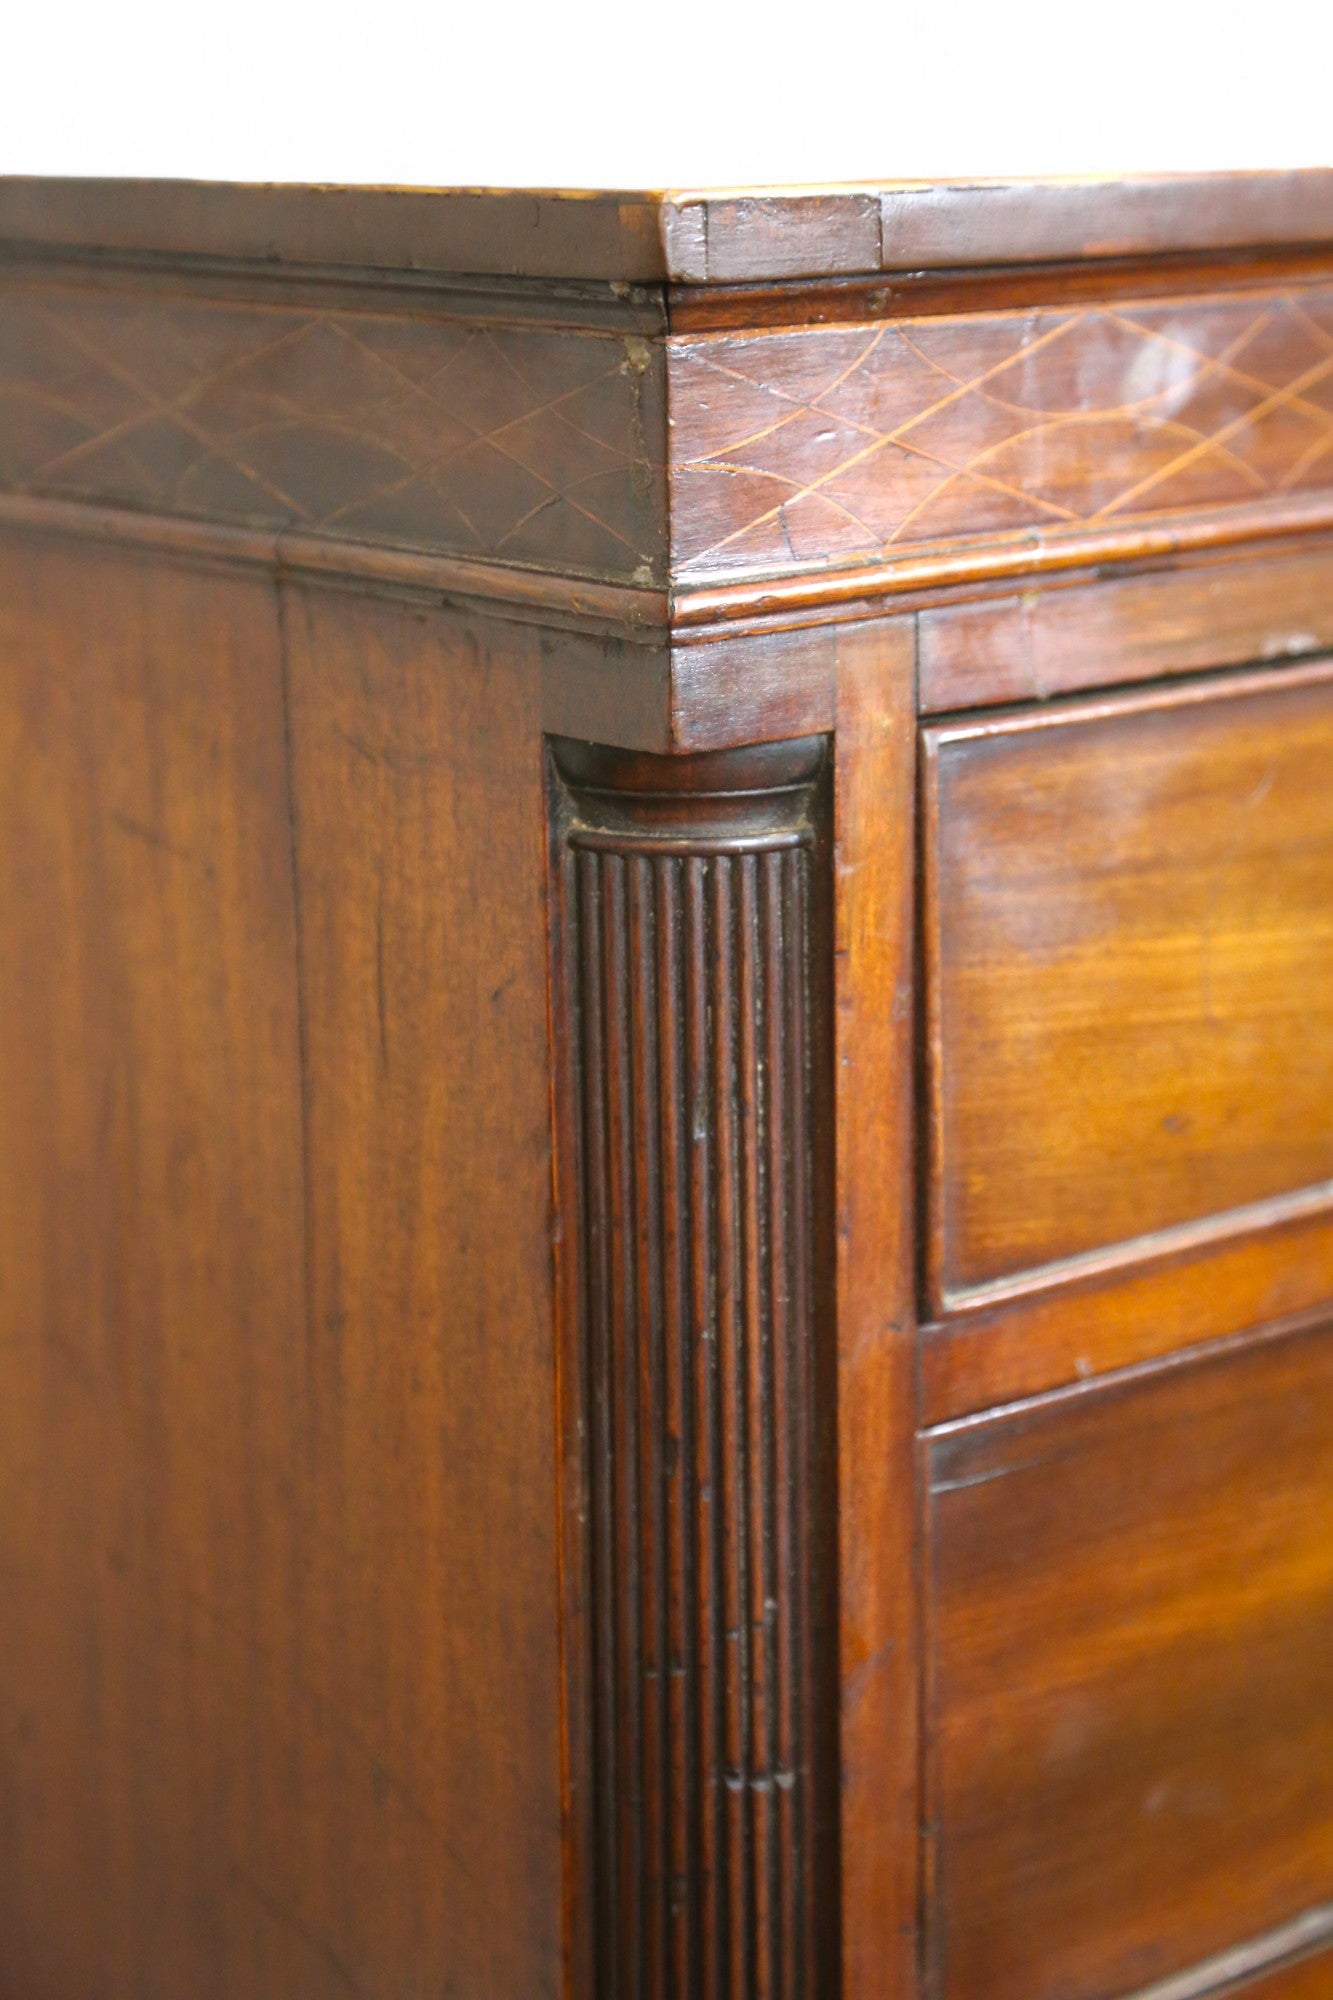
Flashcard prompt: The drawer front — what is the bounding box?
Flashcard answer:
[922,662,1333,1309]
[927,1322,1333,2000]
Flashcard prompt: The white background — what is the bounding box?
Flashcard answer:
[5,0,1331,187]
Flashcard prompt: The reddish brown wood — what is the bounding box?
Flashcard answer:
[831,619,920,2000]
[918,539,1333,712]
[5,175,1333,2000]
[668,246,1333,334]
[0,538,566,1999]
[668,282,1333,580]
[927,1320,1333,2000]
[921,1209,1333,1424]
[277,586,564,1998]
[0,535,307,2000]
[1123,1908,1333,2000]
[670,489,1333,630]
[922,661,1333,1309]
[1219,1944,1333,2000]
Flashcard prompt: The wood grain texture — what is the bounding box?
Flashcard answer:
[0,269,667,584]
[923,661,1333,1307]
[0,178,673,280]
[0,536,308,2000]
[667,248,1333,336]
[6,173,1333,284]
[669,284,1333,581]
[921,1210,1333,1424]
[831,619,920,2000]
[0,542,565,1999]
[279,587,562,2000]
[927,1321,1333,2000]
[549,739,835,2000]
[917,540,1333,712]
[8,176,1333,2000]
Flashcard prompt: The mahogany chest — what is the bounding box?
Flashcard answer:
[1,172,1331,2000]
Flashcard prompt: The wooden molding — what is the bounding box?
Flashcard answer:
[6,173,1333,285]
[1121,1904,1333,2000]
[668,492,1333,627]
[547,734,836,1997]
[920,1208,1333,1426]
[7,248,1333,635]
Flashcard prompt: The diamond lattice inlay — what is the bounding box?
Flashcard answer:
[0,284,667,583]
[669,288,1333,576]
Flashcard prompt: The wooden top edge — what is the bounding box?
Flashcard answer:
[2,172,1332,284]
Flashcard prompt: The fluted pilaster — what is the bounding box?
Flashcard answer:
[549,737,832,2000]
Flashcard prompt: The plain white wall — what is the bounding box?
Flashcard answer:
[6,0,1331,186]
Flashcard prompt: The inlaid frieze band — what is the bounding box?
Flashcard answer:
[669,283,1333,578]
[0,272,667,584]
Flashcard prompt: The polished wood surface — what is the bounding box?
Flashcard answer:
[4,172,1333,283]
[917,539,1333,711]
[1223,1945,1333,2000]
[831,621,920,2000]
[921,1214,1333,1424]
[2,178,1331,2000]
[668,282,1333,580]
[927,1321,1333,2000]
[0,539,563,1997]
[923,662,1333,1306]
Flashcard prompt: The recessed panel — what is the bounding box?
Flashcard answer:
[923,662,1333,1306]
[927,1323,1333,2000]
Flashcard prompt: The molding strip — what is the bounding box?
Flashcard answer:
[12,488,1333,644]
[1123,1904,1333,2000]
[0,492,668,631]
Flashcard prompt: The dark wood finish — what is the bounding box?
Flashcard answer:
[668,246,1333,335]
[4,177,1333,2000]
[927,1320,1333,2000]
[922,661,1333,1308]
[668,282,1333,579]
[548,737,835,1999]
[5,172,1333,284]
[0,178,676,282]
[0,264,667,584]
